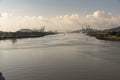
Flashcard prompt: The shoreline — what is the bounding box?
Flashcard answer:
[96,36,120,41]
[0,32,57,40]
[86,33,120,41]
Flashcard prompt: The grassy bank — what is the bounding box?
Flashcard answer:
[87,31,120,41]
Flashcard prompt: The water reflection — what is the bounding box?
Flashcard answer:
[10,39,17,44]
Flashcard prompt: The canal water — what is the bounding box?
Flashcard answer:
[0,33,120,80]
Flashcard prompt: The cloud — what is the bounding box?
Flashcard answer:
[85,11,120,29]
[49,11,120,30]
[0,13,9,19]
[0,10,120,31]
[86,10,112,18]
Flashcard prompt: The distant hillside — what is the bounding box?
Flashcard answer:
[18,29,33,32]
[71,30,82,33]
[104,26,120,32]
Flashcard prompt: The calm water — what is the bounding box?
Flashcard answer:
[0,33,120,80]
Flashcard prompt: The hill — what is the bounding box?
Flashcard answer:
[104,26,120,32]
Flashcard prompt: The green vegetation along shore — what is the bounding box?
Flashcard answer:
[84,26,120,41]
[0,31,57,40]
[87,31,120,41]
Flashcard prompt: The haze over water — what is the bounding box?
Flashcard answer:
[0,33,120,80]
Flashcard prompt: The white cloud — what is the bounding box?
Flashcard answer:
[0,13,10,19]
[0,10,120,32]
[86,10,112,18]
[85,11,120,29]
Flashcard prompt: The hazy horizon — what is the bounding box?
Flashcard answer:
[0,1,120,80]
[0,0,120,31]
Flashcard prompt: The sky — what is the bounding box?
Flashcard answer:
[0,0,120,31]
